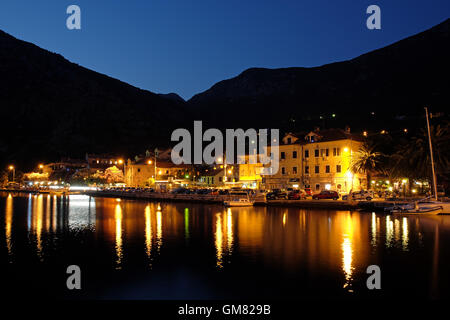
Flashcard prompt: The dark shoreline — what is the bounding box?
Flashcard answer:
[0,189,410,211]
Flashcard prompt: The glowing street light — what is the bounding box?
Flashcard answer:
[8,165,15,182]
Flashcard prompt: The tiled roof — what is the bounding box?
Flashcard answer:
[287,128,364,144]
[309,128,364,143]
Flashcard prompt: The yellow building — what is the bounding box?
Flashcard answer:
[198,165,239,187]
[237,154,264,189]
[263,128,365,193]
[124,157,192,188]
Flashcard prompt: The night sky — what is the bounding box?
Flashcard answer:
[0,0,449,99]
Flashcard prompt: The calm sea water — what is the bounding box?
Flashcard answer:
[1,192,449,300]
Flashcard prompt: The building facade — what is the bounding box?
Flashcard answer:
[237,154,264,189]
[124,157,192,188]
[263,128,365,193]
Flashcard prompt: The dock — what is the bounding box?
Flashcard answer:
[1,188,411,211]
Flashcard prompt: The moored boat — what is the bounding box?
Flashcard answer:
[390,201,443,215]
[224,198,254,207]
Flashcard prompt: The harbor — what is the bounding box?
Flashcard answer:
[0,187,424,212]
[2,191,450,300]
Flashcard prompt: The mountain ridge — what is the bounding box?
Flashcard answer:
[188,18,450,129]
[0,29,189,169]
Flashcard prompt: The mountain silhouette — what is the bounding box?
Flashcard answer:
[0,30,188,168]
[188,19,450,130]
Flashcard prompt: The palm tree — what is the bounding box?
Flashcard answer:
[392,123,449,182]
[351,143,382,189]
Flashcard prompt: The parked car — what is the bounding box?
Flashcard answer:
[288,189,307,200]
[342,190,374,201]
[266,190,288,200]
[312,190,340,200]
[171,187,187,194]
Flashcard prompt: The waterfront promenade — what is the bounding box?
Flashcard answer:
[0,188,409,211]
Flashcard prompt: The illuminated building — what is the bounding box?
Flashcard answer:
[124,148,193,188]
[262,128,365,192]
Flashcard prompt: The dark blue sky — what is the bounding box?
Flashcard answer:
[0,1,449,99]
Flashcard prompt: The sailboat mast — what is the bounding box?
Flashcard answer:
[425,107,438,201]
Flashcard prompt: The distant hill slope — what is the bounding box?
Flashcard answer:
[0,30,189,168]
[158,93,185,103]
[188,19,450,130]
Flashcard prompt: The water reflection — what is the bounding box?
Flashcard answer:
[156,206,162,252]
[215,213,223,268]
[2,192,450,298]
[214,209,234,268]
[34,195,44,260]
[115,203,123,269]
[341,213,354,291]
[67,195,95,231]
[226,208,233,255]
[386,215,394,248]
[402,217,409,251]
[371,212,377,246]
[184,208,189,240]
[145,205,152,263]
[5,194,13,261]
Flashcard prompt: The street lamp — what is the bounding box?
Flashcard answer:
[8,166,15,182]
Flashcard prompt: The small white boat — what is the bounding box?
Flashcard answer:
[419,200,450,214]
[223,198,254,207]
[391,201,443,215]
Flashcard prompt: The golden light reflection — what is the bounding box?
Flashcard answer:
[5,194,13,260]
[282,212,287,227]
[215,209,235,268]
[156,207,162,252]
[341,214,354,290]
[402,217,409,251]
[115,204,123,269]
[386,215,394,248]
[226,208,233,256]
[46,195,51,232]
[371,212,377,246]
[35,195,44,260]
[52,195,57,232]
[394,218,401,242]
[145,205,152,261]
[215,213,223,268]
